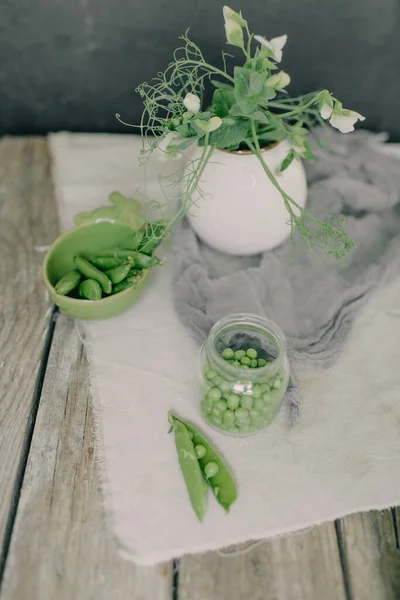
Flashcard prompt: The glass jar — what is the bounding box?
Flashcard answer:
[195,313,290,436]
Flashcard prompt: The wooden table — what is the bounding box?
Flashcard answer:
[0,137,400,600]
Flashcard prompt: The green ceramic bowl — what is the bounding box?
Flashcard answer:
[43,220,151,320]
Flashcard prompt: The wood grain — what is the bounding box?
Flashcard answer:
[0,138,58,556]
[338,510,400,600]
[178,523,347,600]
[0,313,172,600]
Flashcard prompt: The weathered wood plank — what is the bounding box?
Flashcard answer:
[0,313,173,600]
[0,138,58,559]
[178,523,347,600]
[338,510,400,600]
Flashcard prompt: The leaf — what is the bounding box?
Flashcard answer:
[258,85,277,103]
[250,72,266,95]
[247,110,269,123]
[280,150,295,172]
[234,66,251,102]
[212,88,236,118]
[176,123,192,137]
[257,129,286,144]
[207,119,250,149]
[211,80,234,91]
[303,139,314,161]
[171,137,197,151]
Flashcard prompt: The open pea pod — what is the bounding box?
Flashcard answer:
[170,413,238,513]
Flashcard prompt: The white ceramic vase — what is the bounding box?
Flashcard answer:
[186,140,308,256]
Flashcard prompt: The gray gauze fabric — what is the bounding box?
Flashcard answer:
[172,128,400,425]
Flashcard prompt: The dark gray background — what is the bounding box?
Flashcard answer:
[1,0,399,138]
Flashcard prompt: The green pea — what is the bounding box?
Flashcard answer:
[235,407,249,421]
[254,398,265,412]
[246,348,257,359]
[208,388,222,402]
[213,376,223,388]
[250,409,262,419]
[240,356,251,366]
[263,392,273,405]
[90,256,124,270]
[215,400,227,413]
[168,416,208,521]
[257,358,267,368]
[194,444,206,459]
[204,462,219,478]
[223,410,235,427]
[74,256,112,294]
[252,385,262,399]
[112,279,134,294]
[234,350,246,360]
[240,395,254,410]
[211,414,222,426]
[221,347,234,360]
[250,359,258,368]
[206,369,218,381]
[79,279,102,300]
[54,270,81,296]
[104,262,132,284]
[241,364,250,369]
[232,361,241,367]
[227,394,240,410]
[219,380,232,394]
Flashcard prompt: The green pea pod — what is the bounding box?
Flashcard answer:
[79,279,102,300]
[90,256,124,270]
[168,414,208,522]
[123,251,165,270]
[104,262,132,284]
[94,230,145,257]
[112,279,134,294]
[74,256,112,294]
[54,270,81,296]
[137,221,168,256]
[170,413,237,512]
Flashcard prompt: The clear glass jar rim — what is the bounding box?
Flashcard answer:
[205,313,287,379]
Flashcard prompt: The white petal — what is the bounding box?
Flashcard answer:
[270,34,287,62]
[348,110,365,122]
[329,114,355,133]
[223,5,236,21]
[266,71,290,89]
[224,20,244,46]
[254,34,273,50]
[320,103,333,119]
[183,92,201,114]
[206,116,222,132]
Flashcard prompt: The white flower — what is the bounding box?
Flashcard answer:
[329,109,365,133]
[254,34,287,62]
[223,6,244,47]
[320,102,333,119]
[157,132,183,162]
[266,71,290,89]
[183,93,201,114]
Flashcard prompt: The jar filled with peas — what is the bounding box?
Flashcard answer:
[196,313,290,436]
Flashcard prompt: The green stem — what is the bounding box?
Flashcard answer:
[247,120,302,213]
[268,92,324,119]
[183,60,235,84]
[168,134,215,229]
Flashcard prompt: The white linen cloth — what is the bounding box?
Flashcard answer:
[49,133,400,565]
